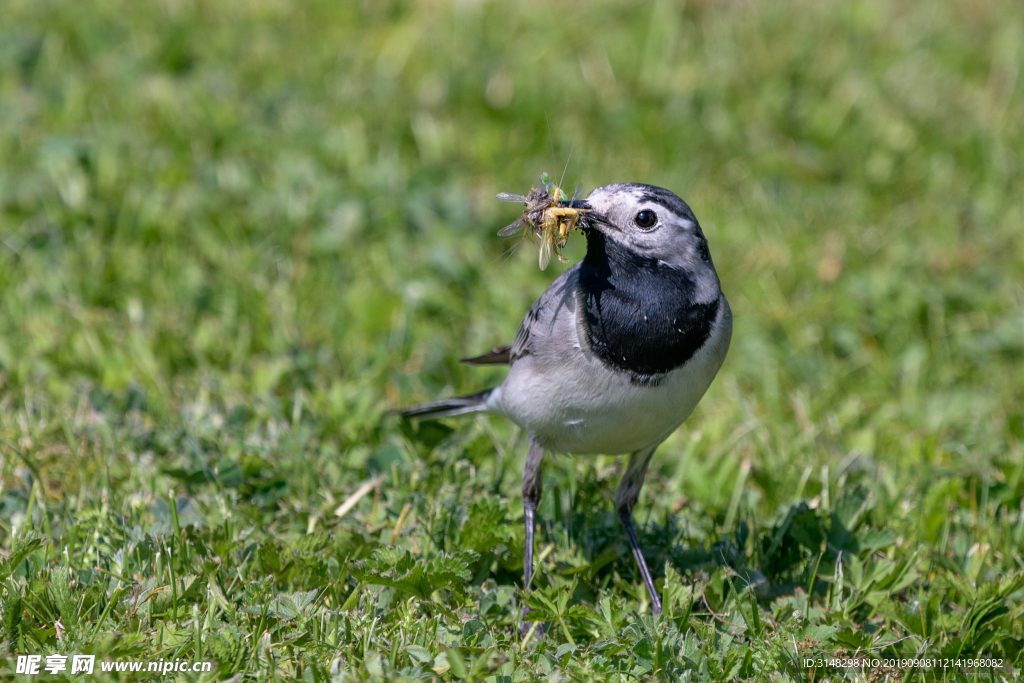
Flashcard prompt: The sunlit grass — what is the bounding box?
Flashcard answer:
[0,0,1022,680]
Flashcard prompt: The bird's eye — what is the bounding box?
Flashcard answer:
[634,209,657,229]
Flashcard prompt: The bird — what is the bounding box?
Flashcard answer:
[400,183,732,616]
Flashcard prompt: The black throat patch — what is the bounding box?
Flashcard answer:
[579,231,719,382]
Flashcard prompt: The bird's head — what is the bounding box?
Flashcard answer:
[580,183,716,273]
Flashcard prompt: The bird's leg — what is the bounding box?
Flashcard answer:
[522,438,545,587]
[520,437,545,635]
[616,445,663,615]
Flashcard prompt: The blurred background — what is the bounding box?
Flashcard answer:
[0,0,1023,671]
[2,0,1021,494]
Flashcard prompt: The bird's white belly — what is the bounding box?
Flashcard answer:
[491,304,731,455]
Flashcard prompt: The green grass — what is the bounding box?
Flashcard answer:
[1,0,1023,680]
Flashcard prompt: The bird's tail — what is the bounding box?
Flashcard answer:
[399,389,493,420]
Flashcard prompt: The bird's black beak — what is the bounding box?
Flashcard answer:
[587,212,615,231]
[556,199,615,233]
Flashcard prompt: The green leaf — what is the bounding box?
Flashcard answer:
[555,642,576,660]
[2,592,22,650]
[0,537,47,582]
[294,533,331,555]
[406,644,433,664]
[662,563,694,622]
[48,566,82,628]
[458,498,512,554]
[350,548,476,600]
[431,651,450,676]
[521,589,558,621]
[151,575,203,615]
[831,485,871,532]
[444,647,468,678]
[521,579,579,644]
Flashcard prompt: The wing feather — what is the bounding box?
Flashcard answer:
[462,264,580,370]
[461,346,512,365]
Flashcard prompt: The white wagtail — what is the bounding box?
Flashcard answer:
[402,183,732,615]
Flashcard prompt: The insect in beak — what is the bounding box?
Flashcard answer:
[495,176,593,270]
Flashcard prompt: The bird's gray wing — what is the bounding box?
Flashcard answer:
[458,306,538,367]
[509,302,542,364]
[461,346,512,365]
[460,264,581,368]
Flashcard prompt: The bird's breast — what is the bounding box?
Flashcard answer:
[495,294,732,455]
[578,244,719,381]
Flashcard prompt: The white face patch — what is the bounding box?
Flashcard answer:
[585,184,713,273]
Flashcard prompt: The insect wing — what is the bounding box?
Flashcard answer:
[497,216,526,237]
[495,192,527,203]
[538,237,552,270]
[538,220,556,270]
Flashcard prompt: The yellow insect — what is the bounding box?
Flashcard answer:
[496,175,592,270]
